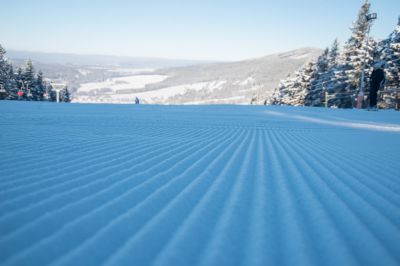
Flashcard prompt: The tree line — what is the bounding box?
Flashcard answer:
[0,45,71,102]
[270,0,400,109]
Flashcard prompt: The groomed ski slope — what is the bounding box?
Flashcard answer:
[0,101,400,266]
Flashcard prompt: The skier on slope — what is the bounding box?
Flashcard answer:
[368,61,386,110]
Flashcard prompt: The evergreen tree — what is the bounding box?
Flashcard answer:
[336,0,375,92]
[47,83,57,102]
[325,0,377,108]
[23,60,35,100]
[60,87,71,102]
[328,39,340,68]
[272,61,316,106]
[0,44,53,102]
[0,45,8,99]
[305,48,330,106]
[381,17,400,88]
[0,45,18,100]
[15,67,27,100]
[5,65,18,100]
[35,71,46,101]
[269,4,399,109]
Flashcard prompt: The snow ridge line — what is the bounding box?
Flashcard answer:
[197,130,258,266]
[240,130,275,265]
[0,136,177,194]
[267,130,317,265]
[0,127,226,237]
[0,124,209,184]
[1,128,244,265]
[271,129,362,265]
[293,130,399,184]
[0,135,142,184]
[0,126,218,197]
[105,130,252,266]
[275,130,400,265]
[0,134,199,217]
[283,132,400,238]
[147,130,255,266]
[0,136,121,178]
[287,132,400,202]
[0,125,222,207]
[0,127,229,243]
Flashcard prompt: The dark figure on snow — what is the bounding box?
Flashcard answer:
[135,97,140,104]
[369,62,386,109]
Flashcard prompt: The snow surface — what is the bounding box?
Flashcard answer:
[0,101,400,266]
[75,80,227,104]
[77,75,168,93]
[290,53,311,60]
[107,68,155,74]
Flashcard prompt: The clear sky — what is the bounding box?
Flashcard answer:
[0,0,399,61]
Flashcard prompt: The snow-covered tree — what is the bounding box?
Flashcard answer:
[35,71,46,101]
[0,45,8,99]
[269,3,399,109]
[60,87,71,102]
[4,65,18,100]
[23,60,35,100]
[381,17,400,88]
[0,44,55,102]
[305,48,330,106]
[335,0,375,92]
[0,45,17,100]
[272,61,316,106]
[375,17,400,108]
[317,0,377,108]
[303,40,344,107]
[328,39,340,68]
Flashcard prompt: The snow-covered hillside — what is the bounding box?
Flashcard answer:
[72,48,321,104]
[1,101,399,266]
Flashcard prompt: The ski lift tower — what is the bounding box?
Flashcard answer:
[357,12,377,109]
[51,82,66,103]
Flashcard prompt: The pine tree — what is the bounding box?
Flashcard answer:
[60,87,71,102]
[327,0,377,108]
[5,65,18,100]
[35,71,46,101]
[0,44,51,101]
[272,61,316,106]
[305,48,330,106]
[0,45,8,99]
[15,67,26,100]
[336,0,374,91]
[376,17,400,108]
[23,60,35,100]
[44,83,57,102]
[381,17,400,88]
[328,39,340,68]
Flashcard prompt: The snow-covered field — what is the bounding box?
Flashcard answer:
[77,74,168,93]
[75,80,228,104]
[0,101,400,266]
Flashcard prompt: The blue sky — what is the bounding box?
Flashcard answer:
[1,0,399,60]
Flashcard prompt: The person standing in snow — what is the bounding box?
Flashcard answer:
[368,62,386,110]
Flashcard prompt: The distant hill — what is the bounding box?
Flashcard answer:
[149,47,323,104]
[7,49,209,68]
